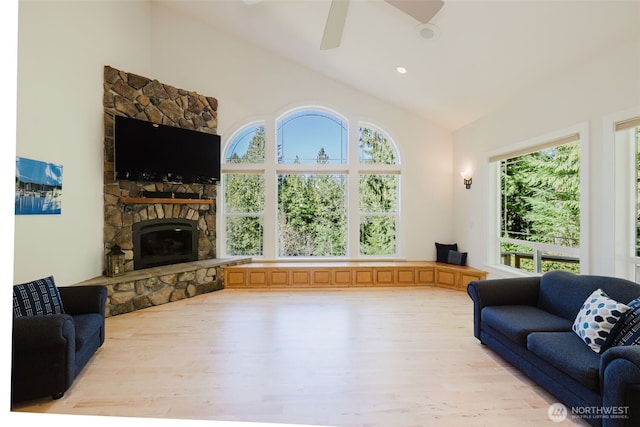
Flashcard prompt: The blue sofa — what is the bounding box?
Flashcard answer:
[11,277,107,404]
[467,270,640,426]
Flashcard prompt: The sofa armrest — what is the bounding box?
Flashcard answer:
[467,276,541,340]
[12,314,76,402]
[58,285,107,316]
[13,314,75,350]
[600,346,640,425]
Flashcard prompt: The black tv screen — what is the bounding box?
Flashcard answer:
[114,115,221,184]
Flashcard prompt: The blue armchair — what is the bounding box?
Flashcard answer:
[11,277,107,403]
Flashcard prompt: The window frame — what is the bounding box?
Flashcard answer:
[612,109,640,281]
[220,108,402,260]
[486,123,590,275]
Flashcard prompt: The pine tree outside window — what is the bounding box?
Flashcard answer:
[495,134,581,274]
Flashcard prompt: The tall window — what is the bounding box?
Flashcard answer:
[493,133,582,274]
[222,108,400,259]
[223,124,265,256]
[359,127,398,256]
[276,110,348,257]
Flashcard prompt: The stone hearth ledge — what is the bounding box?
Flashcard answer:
[72,257,251,317]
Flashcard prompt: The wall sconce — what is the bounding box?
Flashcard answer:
[461,171,473,189]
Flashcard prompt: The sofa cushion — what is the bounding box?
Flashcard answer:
[527,331,601,391]
[13,276,65,317]
[482,305,572,346]
[72,313,103,352]
[612,296,640,347]
[572,289,629,353]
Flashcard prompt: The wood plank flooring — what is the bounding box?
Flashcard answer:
[10,287,586,426]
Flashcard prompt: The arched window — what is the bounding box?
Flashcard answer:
[222,108,400,259]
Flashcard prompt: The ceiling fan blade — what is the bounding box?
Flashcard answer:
[320,0,350,51]
[384,0,444,24]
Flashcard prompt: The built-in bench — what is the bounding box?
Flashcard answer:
[224,261,486,291]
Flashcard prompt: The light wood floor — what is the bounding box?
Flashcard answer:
[11,287,586,426]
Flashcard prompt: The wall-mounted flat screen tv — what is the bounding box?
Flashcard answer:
[114,115,221,184]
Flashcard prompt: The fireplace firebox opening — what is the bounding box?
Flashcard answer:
[133,219,198,270]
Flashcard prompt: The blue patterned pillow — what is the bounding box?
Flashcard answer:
[13,276,65,317]
[572,289,630,353]
[611,297,640,347]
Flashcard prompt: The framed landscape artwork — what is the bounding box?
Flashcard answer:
[15,157,63,215]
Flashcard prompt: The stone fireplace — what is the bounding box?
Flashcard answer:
[92,66,252,317]
[103,65,219,272]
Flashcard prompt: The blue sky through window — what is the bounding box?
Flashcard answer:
[277,110,347,164]
[225,124,264,162]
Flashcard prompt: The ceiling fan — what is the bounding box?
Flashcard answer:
[320,0,445,50]
[244,0,445,51]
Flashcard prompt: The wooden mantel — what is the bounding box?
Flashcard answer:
[120,197,213,205]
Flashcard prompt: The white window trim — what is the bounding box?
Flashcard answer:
[610,107,640,281]
[485,122,590,276]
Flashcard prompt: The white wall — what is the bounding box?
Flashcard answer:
[13,1,453,286]
[14,0,152,285]
[452,39,640,278]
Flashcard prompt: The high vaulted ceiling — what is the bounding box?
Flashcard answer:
[159,0,640,131]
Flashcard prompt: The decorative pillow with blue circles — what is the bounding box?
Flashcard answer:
[572,289,630,353]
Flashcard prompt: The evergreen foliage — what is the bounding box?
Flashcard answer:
[500,141,580,272]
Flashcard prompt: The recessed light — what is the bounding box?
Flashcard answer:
[396,66,407,74]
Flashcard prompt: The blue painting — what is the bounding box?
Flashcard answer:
[15,157,63,215]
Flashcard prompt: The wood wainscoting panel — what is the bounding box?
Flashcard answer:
[332,269,352,286]
[290,270,311,286]
[224,261,486,290]
[311,268,332,286]
[226,270,247,287]
[416,266,435,285]
[374,267,395,286]
[396,267,416,285]
[353,268,374,286]
[435,269,457,288]
[247,270,268,287]
[269,269,289,287]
